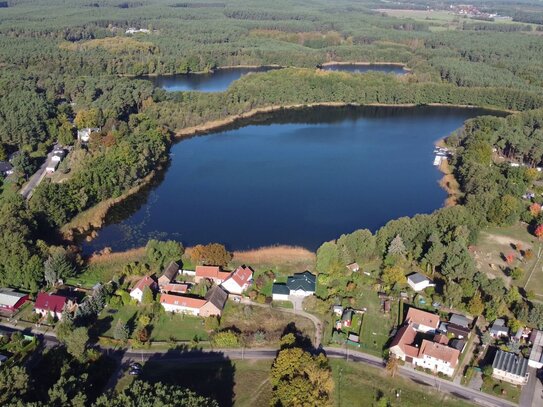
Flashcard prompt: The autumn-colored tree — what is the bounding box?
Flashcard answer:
[530,203,542,217]
[190,243,232,267]
[381,265,406,288]
[385,356,399,378]
[505,253,515,264]
[524,249,534,260]
[468,291,485,315]
[270,345,333,407]
[535,224,543,239]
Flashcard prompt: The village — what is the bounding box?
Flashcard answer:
[0,253,542,404]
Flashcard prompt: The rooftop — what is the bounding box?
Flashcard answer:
[492,350,528,378]
[407,272,430,285]
[160,294,206,309]
[420,339,460,368]
[272,283,290,295]
[227,265,253,287]
[204,286,228,310]
[132,275,156,292]
[0,288,27,307]
[449,314,471,328]
[529,330,543,364]
[35,292,67,313]
[406,307,440,329]
[286,271,316,292]
[160,261,179,282]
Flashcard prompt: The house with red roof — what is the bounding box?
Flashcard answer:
[34,292,68,320]
[130,276,157,303]
[405,307,440,333]
[194,266,232,284]
[221,265,253,295]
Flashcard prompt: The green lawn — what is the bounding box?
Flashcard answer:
[331,359,473,407]
[354,286,398,357]
[480,377,521,403]
[94,304,209,342]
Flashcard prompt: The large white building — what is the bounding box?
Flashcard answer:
[492,350,529,385]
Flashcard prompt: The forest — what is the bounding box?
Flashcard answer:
[2,0,543,404]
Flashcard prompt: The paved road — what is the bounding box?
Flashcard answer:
[0,324,521,407]
[20,147,57,199]
[520,367,541,407]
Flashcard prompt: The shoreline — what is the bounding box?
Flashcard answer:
[66,101,512,248]
[126,61,410,79]
[175,102,513,138]
[60,167,161,243]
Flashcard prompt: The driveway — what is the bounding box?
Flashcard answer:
[520,367,541,407]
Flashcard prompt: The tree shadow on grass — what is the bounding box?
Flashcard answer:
[135,346,236,407]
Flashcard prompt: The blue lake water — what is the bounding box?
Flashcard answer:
[147,67,280,92]
[147,64,405,93]
[83,106,495,253]
[321,63,407,75]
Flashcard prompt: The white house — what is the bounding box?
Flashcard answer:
[492,350,529,385]
[221,265,253,295]
[407,272,433,292]
[414,340,460,377]
[160,294,206,316]
[489,319,509,338]
[77,127,100,143]
[130,276,157,303]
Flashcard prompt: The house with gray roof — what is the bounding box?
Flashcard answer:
[489,318,509,338]
[492,350,529,385]
[407,272,433,292]
[449,314,471,329]
[158,261,180,289]
[271,271,316,301]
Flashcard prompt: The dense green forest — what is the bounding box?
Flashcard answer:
[1,0,543,301]
[1,0,543,404]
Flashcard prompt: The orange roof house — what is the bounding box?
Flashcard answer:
[419,340,460,369]
[405,307,440,333]
[194,266,231,283]
[221,265,253,295]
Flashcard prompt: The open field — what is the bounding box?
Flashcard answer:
[220,302,314,346]
[139,358,272,407]
[331,359,473,407]
[473,223,543,298]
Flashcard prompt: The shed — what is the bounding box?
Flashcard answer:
[449,314,470,329]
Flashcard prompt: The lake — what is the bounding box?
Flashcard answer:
[147,64,405,93]
[83,106,494,253]
[147,67,280,93]
[321,63,407,75]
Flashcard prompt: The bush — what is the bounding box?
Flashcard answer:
[212,330,241,348]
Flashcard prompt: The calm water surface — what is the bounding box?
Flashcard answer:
[321,64,407,75]
[147,67,280,92]
[148,65,405,93]
[84,106,494,253]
